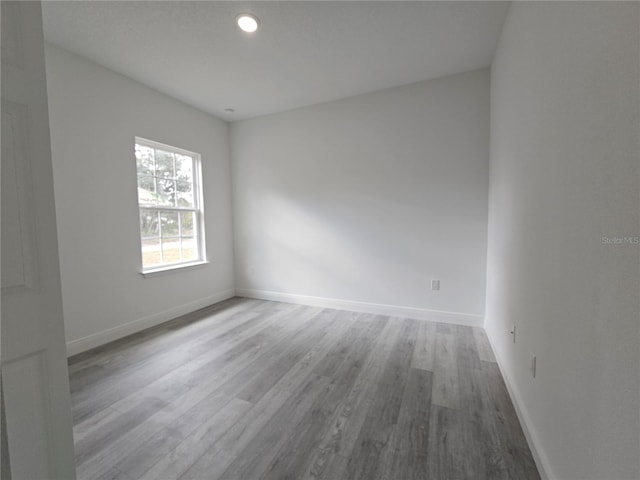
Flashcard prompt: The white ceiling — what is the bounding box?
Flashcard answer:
[42,1,509,121]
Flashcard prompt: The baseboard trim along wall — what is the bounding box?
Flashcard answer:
[236,288,483,326]
[65,289,236,357]
[485,328,553,480]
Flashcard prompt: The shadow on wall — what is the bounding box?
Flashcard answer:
[243,190,478,307]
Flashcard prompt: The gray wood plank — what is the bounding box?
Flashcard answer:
[229,309,342,404]
[74,397,168,467]
[426,404,466,480]
[481,361,540,480]
[473,327,497,363]
[454,324,482,370]
[181,374,329,480]
[174,388,294,480]
[259,316,389,480]
[436,322,455,334]
[173,312,353,479]
[301,319,402,480]
[135,397,252,480]
[71,317,275,444]
[342,318,419,480]
[311,313,369,378]
[217,374,332,480]
[458,365,511,480]
[69,298,540,480]
[68,297,250,373]
[114,427,184,479]
[72,406,121,445]
[75,392,231,480]
[117,389,253,478]
[379,367,433,480]
[71,304,275,422]
[94,467,135,480]
[71,301,276,392]
[74,302,318,433]
[168,311,358,478]
[75,307,324,479]
[266,313,357,394]
[411,320,436,372]
[431,331,460,408]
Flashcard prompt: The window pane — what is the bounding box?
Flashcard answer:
[137,176,156,206]
[136,145,155,176]
[181,237,197,262]
[155,178,176,206]
[180,211,195,237]
[161,237,181,264]
[141,238,161,268]
[160,211,179,237]
[175,154,193,183]
[136,139,204,271]
[139,209,159,238]
[176,181,194,208]
[155,149,175,178]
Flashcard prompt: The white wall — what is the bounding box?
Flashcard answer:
[45,44,235,355]
[486,3,639,479]
[231,70,490,323]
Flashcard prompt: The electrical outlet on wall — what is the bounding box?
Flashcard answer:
[431,279,440,291]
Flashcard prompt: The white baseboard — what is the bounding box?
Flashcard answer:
[235,288,483,326]
[485,328,554,480]
[66,289,235,357]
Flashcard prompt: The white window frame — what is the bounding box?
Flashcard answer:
[135,137,207,276]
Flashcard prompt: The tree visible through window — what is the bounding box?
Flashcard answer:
[135,137,205,271]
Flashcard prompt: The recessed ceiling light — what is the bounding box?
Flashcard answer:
[224,108,235,114]
[236,13,259,33]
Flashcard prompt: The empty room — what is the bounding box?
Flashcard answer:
[1,1,638,480]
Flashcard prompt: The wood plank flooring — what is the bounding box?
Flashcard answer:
[68,298,540,480]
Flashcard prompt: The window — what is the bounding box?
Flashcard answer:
[135,137,206,273]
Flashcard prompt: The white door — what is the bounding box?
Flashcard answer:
[1,1,76,478]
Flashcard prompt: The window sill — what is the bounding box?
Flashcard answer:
[140,260,210,278]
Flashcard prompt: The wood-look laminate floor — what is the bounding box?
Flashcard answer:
[68,298,540,480]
